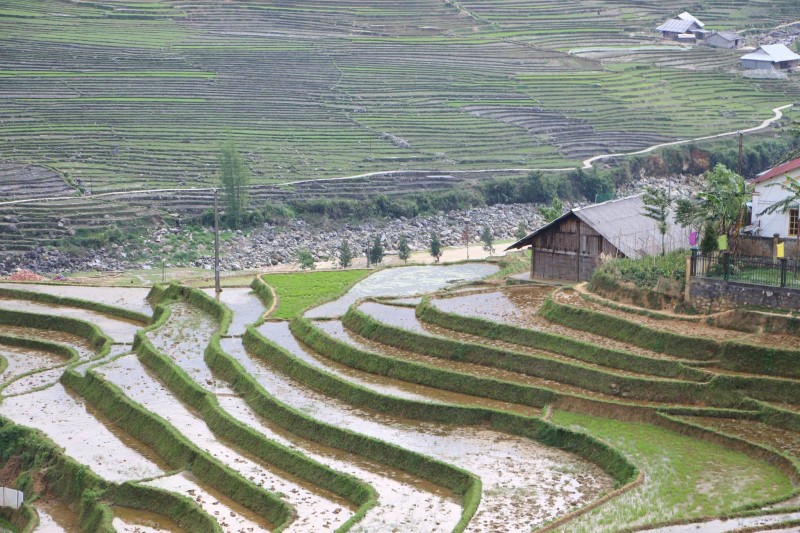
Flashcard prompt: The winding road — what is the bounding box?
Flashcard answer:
[0,103,792,208]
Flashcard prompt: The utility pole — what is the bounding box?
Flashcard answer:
[214,188,221,294]
[737,131,744,176]
[462,225,470,259]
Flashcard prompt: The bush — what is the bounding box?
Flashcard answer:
[592,250,687,289]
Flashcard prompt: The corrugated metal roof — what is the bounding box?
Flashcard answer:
[714,31,742,41]
[741,44,800,63]
[677,12,705,28]
[753,157,800,184]
[506,194,690,259]
[656,18,697,34]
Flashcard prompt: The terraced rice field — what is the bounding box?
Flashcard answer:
[2,0,800,197]
[2,262,800,531]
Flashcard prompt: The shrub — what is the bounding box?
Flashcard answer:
[591,249,687,289]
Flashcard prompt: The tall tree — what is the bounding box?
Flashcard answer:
[481,225,494,255]
[675,164,749,246]
[397,235,411,264]
[218,140,250,229]
[539,198,564,224]
[641,187,672,256]
[338,240,352,268]
[369,235,384,266]
[430,232,442,263]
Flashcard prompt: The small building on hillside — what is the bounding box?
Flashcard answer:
[707,31,743,49]
[657,18,702,40]
[740,44,800,71]
[507,195,690,281]
[748,157,800,239]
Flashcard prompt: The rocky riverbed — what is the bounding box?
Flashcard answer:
[0,175,700,276]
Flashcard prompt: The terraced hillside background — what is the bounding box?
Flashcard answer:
[3,0,800,195]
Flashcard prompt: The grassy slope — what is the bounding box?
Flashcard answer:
[551,410,792,532]
[263,269,369,319]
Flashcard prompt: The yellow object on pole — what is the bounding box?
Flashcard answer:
[777,242,785,259]
[718,235,728,251]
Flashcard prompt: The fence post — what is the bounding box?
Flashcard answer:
[723,251,731,281]
[690,248,698,277]
[781,257,788,287]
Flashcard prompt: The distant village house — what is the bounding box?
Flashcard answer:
[740,44,800,71]
[507,195,689,281]
[706,31,743,49]
[656,12,706,42]
[748,157,800,240]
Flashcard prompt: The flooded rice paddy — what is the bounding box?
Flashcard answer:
[0,283,152,316]
[0,383,165,482]
[0,297,141,342]
[142,472,267,532]
[35,499,80,532]
[3,264,796,531]
[305,263,497,318]
[311,320,542,417]
[248,320,614,531]
[98,351,354,532]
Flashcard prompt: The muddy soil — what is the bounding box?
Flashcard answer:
[96,353,353,532]
[679,416,800,460]
[0,297,141,343]
[311,320,542,417]
[0,283,153,316]
[305,263,498,318]
[250,321,614,531]
[557,288,800,349]
[0,383,164,483]
[429,288,695,362]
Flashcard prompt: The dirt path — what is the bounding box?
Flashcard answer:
[0,104,791,208]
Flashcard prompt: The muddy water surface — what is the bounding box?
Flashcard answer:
[220,337,461,532]
[250,322,614,531]
[0,298,141,343]
[343,310,678,407]
[638,511,800,532]
[97,353,353,532]
[35,499,79,532]
[0,383,164,482]
[305,263,498,318]
[310,320,541,417]
[360,301,682,384]
[201,287,265,336]
[113,506,184,533]
[0,343,65,387]
[0,283,152,316]
[143,472,268,533]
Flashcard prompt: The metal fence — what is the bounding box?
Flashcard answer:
[690,250,800,288]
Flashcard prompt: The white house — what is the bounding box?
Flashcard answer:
[749,157,800,239]
[740,44,800,71]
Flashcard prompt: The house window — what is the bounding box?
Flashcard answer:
[790,208,799,237]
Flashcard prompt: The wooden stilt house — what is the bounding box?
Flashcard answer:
[507,195,689,281]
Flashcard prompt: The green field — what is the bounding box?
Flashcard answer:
[263,269,370,318]
[1,0,799,194]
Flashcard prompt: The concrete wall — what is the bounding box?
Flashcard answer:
[752,170,800,238]
[737,236,799,258]
[688,277,800,312]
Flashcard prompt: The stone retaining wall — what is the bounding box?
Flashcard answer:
[688,277,800,312]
